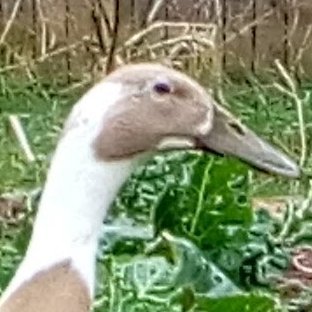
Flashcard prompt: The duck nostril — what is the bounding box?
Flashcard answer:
[228,122,245,136]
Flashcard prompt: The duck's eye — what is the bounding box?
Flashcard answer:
[153,82,171,94]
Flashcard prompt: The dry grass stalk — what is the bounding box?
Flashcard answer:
[287,0,312,75]
[89,0,113,37]
[0,0,23,46]
[229,0,254,27]
[89,0,112,54]
[8,115,36,163]
[0,0,310,91]
[86,18,217,78]
[147,0,166,24]
[274,0,312,77]
[293,25,312,70]
[105,0,120,74]
[35,0,48,57]
[224,8,274,45]
[0,36,92,74]
[274,59,307,167]
[144,34,214,53]
[123,21,216,48]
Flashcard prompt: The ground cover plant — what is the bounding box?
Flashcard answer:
[0,73,311,312]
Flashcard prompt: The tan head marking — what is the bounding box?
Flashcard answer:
[75,62,299,177]
[93,63,213,160]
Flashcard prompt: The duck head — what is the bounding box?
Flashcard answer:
[71,63,300,178]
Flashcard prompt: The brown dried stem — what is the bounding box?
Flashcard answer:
[105,0,120,74]
[0,0,22,46]
[274,59,307,167]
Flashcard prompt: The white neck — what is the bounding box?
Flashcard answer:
[1,82,137,302]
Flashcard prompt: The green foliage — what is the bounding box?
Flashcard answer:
[0,78,311,311]
[114,152,251,244]
[95,237,279,311]
[0,216,32,290]
[195,293,280,312]
[0,80,78,290]
[0,78,83,193]
[95,152,291,311]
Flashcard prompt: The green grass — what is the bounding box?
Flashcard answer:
[0,75,311,311]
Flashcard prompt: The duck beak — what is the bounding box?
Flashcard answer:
[198,103,300,178]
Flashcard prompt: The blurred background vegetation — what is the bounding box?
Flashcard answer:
[0,0,312,311]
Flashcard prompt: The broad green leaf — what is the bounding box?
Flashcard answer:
[96,232,240,312]
[195,293,281,312]
[145,232,239,296]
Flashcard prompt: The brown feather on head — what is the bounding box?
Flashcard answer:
[93,63,300,178]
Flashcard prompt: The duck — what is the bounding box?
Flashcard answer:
[0,63,300,312]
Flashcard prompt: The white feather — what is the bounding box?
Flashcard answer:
[0,81,138,304]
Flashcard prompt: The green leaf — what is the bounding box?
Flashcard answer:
[113,151,252,249]
[195,293,281,312]
[146,232,240,296]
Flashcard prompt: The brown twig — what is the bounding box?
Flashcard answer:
[105,0,120,74]
[0,36,92,74]
[123,21,215,48]
[224,8,274,45]
[147,0,165,24]
[274,59,307,167]
[0,0,22,46]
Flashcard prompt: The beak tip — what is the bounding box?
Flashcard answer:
[275,159,301,179]
[256,147,301,179]
[288,164,301,179]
